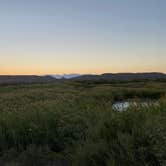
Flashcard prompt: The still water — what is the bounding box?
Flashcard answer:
[112,100,158,112]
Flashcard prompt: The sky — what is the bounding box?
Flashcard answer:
[0,0,166,75]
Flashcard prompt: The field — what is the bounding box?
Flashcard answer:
[0,81,166,166]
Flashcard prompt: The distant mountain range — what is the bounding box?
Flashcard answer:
[51,72,166,81]
[51,74,81,79]
[0,73,165,84]
[0,75,55,84]
[71,72,166,81]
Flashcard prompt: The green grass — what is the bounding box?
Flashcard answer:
[0,81,165,165]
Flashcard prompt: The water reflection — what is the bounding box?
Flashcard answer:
[112,100,158,112]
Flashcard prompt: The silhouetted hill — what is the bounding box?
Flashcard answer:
[0,73,165,84]
[72,73,166,81]
[0,75,56,84]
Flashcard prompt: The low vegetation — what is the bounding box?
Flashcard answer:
[0,81,165,165]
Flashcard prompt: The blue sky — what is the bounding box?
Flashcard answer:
[0,0,165,74]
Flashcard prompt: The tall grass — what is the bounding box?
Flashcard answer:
[0,81,165,165]
[74,102,166,166]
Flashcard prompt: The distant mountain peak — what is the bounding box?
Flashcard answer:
[51,74,81,79]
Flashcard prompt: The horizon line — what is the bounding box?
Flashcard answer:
[0,71,165,76]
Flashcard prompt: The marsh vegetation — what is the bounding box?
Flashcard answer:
[0,80,165,165]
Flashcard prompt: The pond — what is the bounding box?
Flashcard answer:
[112,100,159,112]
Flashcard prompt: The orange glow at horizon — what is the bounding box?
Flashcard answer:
[0,0,165,76]
[0,66,165,75]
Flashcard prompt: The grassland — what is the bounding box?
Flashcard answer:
[0,81,165,166]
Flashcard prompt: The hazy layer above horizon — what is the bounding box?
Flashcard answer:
[0,0,165,74]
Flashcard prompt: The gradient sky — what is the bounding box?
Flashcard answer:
[0,0,166,75]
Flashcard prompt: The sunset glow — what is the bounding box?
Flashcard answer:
[0,0,165,75]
